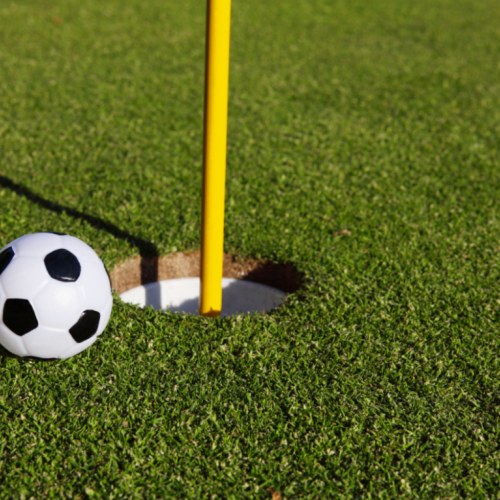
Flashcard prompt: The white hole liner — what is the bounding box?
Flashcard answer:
[120,277,286,317]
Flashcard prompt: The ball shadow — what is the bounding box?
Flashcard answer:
[0,343,56,362]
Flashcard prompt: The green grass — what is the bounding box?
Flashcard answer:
[1,0,500,497]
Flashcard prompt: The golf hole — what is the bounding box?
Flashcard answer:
[112,251,302,317]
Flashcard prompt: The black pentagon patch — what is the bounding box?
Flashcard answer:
[44,249,81,282]
[3,299,39,336]
[69,310,100,343]
[0,247,15,275]
[41,231,67,236]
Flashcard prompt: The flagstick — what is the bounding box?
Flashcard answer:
[199,0,232,317]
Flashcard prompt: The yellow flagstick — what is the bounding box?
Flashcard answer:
[199,0,232,317]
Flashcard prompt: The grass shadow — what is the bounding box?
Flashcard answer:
[0,175,159,288]
[0,343,61,362]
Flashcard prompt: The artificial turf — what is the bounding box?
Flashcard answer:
[0,0,500,497]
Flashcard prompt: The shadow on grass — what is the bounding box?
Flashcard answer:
[0,175,159,288]
[0,343,59,362]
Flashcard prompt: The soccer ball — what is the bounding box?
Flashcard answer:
[0,232,113,360]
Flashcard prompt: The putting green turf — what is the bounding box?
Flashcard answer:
[1,0,500,496]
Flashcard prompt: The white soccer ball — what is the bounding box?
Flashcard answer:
[0,232,113,360]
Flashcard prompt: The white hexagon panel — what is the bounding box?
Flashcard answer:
[0,232,113,360]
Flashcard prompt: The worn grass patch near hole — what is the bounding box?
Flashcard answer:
[111,250,303,295]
